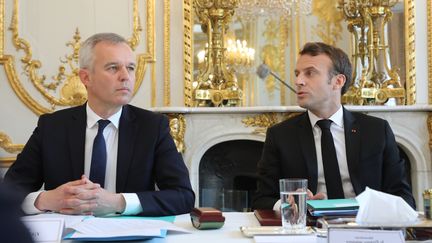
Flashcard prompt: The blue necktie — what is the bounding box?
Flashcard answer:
[90,119,111,187]
[317,119,344,199]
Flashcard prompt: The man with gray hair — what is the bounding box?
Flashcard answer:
[5,33,195,216]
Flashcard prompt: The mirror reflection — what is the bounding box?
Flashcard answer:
[192,0,406,106]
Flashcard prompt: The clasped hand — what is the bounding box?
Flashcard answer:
[34,175,125,216]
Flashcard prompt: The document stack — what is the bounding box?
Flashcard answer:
[307,198,359,217]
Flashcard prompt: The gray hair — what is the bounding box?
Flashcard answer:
[79,33,128,70]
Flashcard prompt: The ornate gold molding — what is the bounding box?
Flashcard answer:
[128,0,143,51]
[428,113,432,149]
[148,0,156,107]
[405,0,416,105]
[242,113,279,135]
[279,19,287,105]
[242,112,301,135]
[0,157,15,168]
[2,0,154,115]
[0,132,24,153]
[428,0,432,104]
[135,0,156,101]
[260,20,279,96]
[0,0,3,57]
[1,55,51,114]
[167,114,186,153]
[311,0,344,46]
[183,0,194,107]
[151,64,156,107]
[163,0,171,106]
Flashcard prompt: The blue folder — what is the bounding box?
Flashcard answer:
[307,199,359,217]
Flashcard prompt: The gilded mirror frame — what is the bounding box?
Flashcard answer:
[0,0,155,115]
[428,0,432,104]
[183,0,416,106]
[183,0,194,107]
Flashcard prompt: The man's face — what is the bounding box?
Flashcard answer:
[80,41,136,112]
[294,54,343,115]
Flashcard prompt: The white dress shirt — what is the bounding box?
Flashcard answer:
[308,106,356,199]
[23,104,142,215]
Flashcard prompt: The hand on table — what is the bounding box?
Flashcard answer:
[35,175,125,216]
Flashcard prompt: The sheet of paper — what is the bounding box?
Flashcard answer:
[23,213,90,228]
[69,218,190,238]
[22,218,64,243]
[24,213,189,241]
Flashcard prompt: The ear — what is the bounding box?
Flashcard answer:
[78,69,90,87]
[333,74,346,91]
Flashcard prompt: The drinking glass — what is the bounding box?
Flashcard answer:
[279,178,308,233]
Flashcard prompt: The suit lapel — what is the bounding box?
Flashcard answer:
[298,113,318,193]
[69,105,87,179]
[343,108,362,194]
[116,105,137,192]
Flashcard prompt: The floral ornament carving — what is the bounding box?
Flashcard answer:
[167,114,186,153]
[0,132,24,153]
[242,112,302,134]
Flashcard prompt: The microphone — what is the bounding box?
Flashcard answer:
[256,63,297,94]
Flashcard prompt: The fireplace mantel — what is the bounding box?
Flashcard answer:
[152,105,432,113]
[152,105,432,209]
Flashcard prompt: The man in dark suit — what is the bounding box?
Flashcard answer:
[252,42,415,210]
[5,33,195,216]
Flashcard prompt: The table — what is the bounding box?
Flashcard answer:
[64,212,261,243]
[156,212,261,243]
[63,212,432,243]
[148,212,323,243]
[157,212,432,243]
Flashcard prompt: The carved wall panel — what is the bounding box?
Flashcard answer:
[0,0,155,115]
[0,0,156,164]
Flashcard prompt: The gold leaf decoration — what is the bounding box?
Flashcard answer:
[311,0,344,45]
[0,132,24,153]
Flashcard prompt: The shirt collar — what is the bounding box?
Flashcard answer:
[308,106,344,129]
[86,104,122,129]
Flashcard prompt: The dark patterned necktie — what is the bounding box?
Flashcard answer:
[317,119,344,199]
[89,119,110,187]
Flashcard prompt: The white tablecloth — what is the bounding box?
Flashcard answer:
[149,212,323,243]
[151,212,260,243]
[62,212,432,243]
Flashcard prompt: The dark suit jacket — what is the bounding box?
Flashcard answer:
[252,108,415,209]
[5,104,195,216]
[0,183,33,243]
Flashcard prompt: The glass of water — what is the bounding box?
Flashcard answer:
[279,178,308,233]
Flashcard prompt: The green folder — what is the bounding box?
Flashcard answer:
[307,198,359,211]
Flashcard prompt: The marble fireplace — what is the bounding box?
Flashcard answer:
[155,105,432,209]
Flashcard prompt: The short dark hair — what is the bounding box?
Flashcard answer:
[299,42,352,95]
